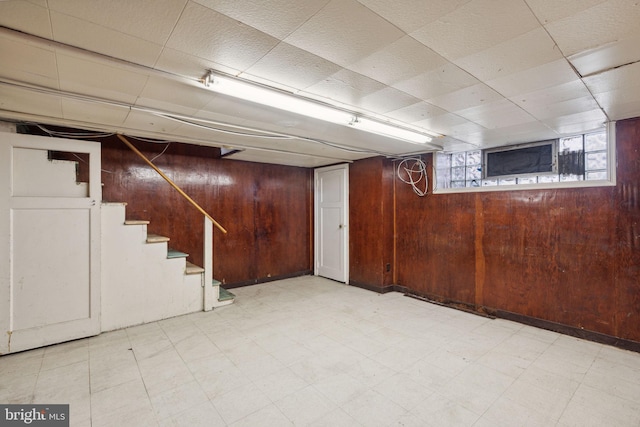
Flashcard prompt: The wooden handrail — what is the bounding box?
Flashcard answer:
[117,134,227,234]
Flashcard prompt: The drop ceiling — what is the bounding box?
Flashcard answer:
[1,0,639,167]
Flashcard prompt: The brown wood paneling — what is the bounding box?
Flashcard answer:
[615,118,640,342]
[254,164,311,280]
[99,135,311,287]
[355,119,640,343]
[394,155,476,303]
[381,157,395,286]
[349,157,395,287]
[480,187,616,335]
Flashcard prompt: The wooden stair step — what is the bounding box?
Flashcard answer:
[167,248,189,259]
[185,261,205,275]
[124,219,150,225]
[146,233,170,243]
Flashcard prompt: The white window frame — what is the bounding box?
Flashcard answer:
[433,123,616,194]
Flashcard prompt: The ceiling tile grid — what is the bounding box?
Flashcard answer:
[1,0,640,166]
[356,0,474,33]
[240,42,342,92]
[49,11,165,68]
[47,0,188,44]
[192,0,332,40]
[486,59,579,98]
[282,0,405,68]
[55,54,150,105]
[540,0,640,59]
[0,35,59,88]
[409,0,541,61]
[392,63,480,101]
[346,35,449,87]
[0,1,52,39]
[165,2,281,72]
[452,27,563,83]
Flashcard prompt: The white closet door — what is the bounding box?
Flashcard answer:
[0,133,101,354]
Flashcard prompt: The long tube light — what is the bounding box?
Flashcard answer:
[348,117,431,144]
[202,71,435,144]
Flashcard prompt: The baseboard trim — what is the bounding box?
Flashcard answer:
[493,309,640,353]
[351,281,640,353]
[348,280,395,294]
[224,270,312,289]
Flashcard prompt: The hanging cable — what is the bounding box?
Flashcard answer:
[397,157,429,196]
[31,122,114,139]
[149,142,171,162]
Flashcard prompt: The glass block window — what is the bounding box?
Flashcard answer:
[434,129,611,191]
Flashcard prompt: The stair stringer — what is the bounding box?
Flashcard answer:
[101,203,203,332]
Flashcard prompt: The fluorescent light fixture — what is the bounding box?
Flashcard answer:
[203,71,353,125]
[202,70,438,144]
[349,117,432,144]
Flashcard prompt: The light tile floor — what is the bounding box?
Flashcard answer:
[2,276,640,426]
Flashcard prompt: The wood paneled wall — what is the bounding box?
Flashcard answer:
[349,157,394,288]
[350,118,640,343]
[99,136,312,287]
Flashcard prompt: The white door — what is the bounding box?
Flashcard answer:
[0,133,101,354]
[314,164,349,283]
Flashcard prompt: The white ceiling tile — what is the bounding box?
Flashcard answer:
[454,28,563,82]
[444,120,488,142]
[48,0,187,44]
[241,42,342,92]
[283,0,405,67]
[0,1,52,38]
[412,113,476,136]
[348,36,448,86]
[486,59,578,97]
[136,75,214,115]
[410,0,540,61]
[222,150,351,168]
[356,0,473,33]
[511,80,592,110]
[393,63,479,100]
[0,84,63,119]
[356,87,421,115]
[166,2,280,71]
[386,102,449,124]
[60,98,130,126]
[542,109,607,135]
[427,83,503,112]
[524,96,602,121]
[585,61,640,119]
[56,54,150,104]
[568,36,640,77]
[543,0,640,57]
[525,0,607,24]
[583,60,640,94]
[120,109,184,136]
[466,122,559,149]
[594,89,640,121]
[168,119,378,158]
[1,0,639,163]
[50,12,164,67]
[0,37,59,88]
[456,100,535,129]
[154,48,239,81]
[192,0,332,40]
[196,97,424,156]
[302,69,386,108]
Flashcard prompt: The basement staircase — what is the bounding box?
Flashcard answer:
[102,203,234,331]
